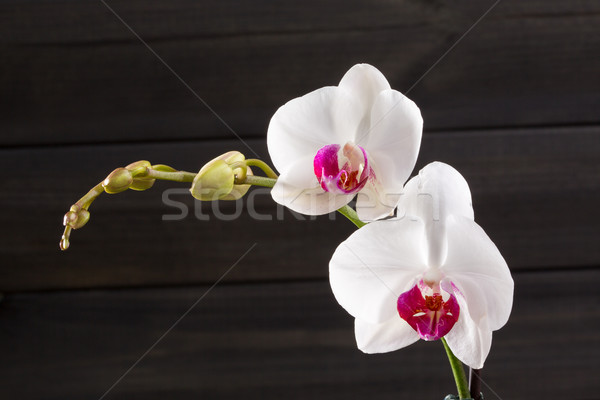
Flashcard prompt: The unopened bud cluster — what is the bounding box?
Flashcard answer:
[60,153,275,251]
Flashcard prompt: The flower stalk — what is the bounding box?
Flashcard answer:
[237,175,276,188]
[245,159,279,179]
[144,168,196,182]
[442,338,470,399]
[336,205,366,228]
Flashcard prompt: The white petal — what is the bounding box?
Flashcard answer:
[275,154,316,188]
[398,162,474,223]
[445,293,493,369]
[398,162,474,268]
[355,316,420,354]
[267,86,364,174]
[443,215,514,331]
[355,179,400,222]
[329,218,428,323]
[338,64,391,118]
[358,90,422,193]
[271,178,353,216]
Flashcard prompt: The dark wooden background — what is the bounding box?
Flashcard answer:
[1,1,599,399]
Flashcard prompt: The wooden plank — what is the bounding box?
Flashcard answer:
[0,269,597,399]
[2,1,599,145]
[2,0,598,44]
[0,126,599,291]
[0,0,478,43]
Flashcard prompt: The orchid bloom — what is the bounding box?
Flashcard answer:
[329,162,514,368]
[267,64,422,221]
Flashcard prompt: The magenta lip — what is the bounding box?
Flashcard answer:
[396,281,460,341]
[313,143,370,194]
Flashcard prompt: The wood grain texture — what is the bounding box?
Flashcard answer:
[0,269,597,400]
[2,2,598,399]
[2,1,599,145]
[1,126,599,291]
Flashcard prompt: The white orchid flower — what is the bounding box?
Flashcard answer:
[329,162,514,369]
[267,64,423,221]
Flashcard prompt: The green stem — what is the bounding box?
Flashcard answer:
[442,338,470,399]
[78,182,105,210]
[245,159,279,179]
[145,169,196,182]
[336,205,366,228]
[241,175,277,188]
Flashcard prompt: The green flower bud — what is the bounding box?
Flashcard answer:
[190,151,253,201]
[125,160,151,175]
[129,179,155,191]
[190,160,234,201]
[63,207,91,230]
[103,168,133,194]
[125,160,152,176]
[60,234,70,251]
[218,151,253,200]
[152,164,177,172]
[125,161,156,191]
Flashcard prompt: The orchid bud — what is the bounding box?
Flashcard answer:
[60,234,70,251]
[190,160,234,201]
[103,168,133,194]
[126,160,155,191]
[129,179,155,191]
[219,152,254,200]
[63,207,91,230]
[190,151,253,201]
[152,164,177,173]
[125,160,151,175]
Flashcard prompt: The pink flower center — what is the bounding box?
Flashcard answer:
[313,142,370,194]
[397,280,460,341]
